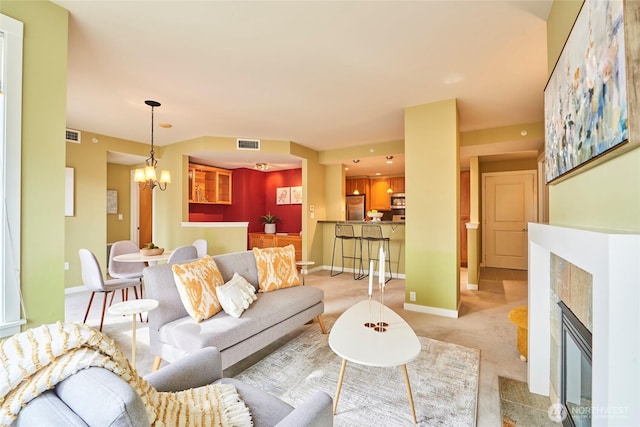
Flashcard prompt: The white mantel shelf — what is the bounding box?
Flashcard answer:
[180,222,249,228]
[528,222,640,426]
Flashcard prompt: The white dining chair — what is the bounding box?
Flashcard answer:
[167,245,198,263]
[109,240,145,296]
[79,249,140,331]
[192,239,208,258]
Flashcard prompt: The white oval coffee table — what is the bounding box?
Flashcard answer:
[329,299,421,423]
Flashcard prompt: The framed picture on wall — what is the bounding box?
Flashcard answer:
[276,187,290,205]
[290,186,302,204]
[544,0,628,183]
[107,189,118,214]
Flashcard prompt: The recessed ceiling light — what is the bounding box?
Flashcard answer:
[520,130,528,136]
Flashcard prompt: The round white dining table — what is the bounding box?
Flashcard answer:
[112,251,172,265]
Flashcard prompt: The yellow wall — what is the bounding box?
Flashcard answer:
[547,0,640,232]
[64,132,150,287]
[404,99,460,313]
[460,122,544,148]
[1,1,68,327]
[106,163,133,243]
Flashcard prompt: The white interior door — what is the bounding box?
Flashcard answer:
[483,171,537,270]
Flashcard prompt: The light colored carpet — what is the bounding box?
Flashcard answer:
[234,318,480,426]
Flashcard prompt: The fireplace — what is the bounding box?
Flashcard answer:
[528,223,640,426]
[559,301,592,427]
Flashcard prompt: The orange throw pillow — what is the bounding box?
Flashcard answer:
[253,245,300,292]
[171,255,225,322]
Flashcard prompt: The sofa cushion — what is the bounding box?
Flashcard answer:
[216,273,258,318]
[55,367,150,427]
[159,285,323,353]
[253,245,300,292]
[171,255,225,322]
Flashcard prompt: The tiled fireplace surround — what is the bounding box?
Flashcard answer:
[528,223,640,426]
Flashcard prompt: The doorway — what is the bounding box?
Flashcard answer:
[130,172,152,248]
[482,170,537,270]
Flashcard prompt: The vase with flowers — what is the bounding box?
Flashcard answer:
[261,212,281,234]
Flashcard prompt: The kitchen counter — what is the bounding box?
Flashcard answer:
[318,220,405,276]
[317,220,405,225]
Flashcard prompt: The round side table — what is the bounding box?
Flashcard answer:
[295,261,315,285]
[108,298,159,368]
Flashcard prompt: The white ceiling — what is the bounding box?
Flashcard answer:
[54,0,551,176]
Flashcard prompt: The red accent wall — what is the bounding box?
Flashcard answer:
[188,168,302,234]
[264,169,302,233]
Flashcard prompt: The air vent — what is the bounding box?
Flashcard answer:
[65,128,81,143]
[237,138,260,151]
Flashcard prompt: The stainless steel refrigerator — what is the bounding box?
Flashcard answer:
[346,194,366,221]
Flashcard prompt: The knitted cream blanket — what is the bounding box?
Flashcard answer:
[0,322,253,426]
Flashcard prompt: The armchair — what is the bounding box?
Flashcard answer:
[16,347,333,427]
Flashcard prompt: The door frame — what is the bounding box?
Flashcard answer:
[129,170,140,246]
[481,170,538,268]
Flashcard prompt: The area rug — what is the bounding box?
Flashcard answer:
[234,320,480,426]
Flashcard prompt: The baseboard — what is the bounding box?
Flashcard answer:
[404,301,461,318]
[65,286,88,295]
[319,265,406,279]
[467,283,478,290]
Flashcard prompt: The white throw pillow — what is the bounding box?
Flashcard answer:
[215,273,257,318]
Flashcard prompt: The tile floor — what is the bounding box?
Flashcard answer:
[66,266,544,426]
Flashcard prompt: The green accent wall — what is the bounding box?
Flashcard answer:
[0,1,68,328]
[404,99,460,312]
[547,0,640,232]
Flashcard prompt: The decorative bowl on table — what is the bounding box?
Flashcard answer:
[367,212,383,222]
[140,248,164,256]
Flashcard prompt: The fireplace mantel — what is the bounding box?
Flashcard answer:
[528,223,640,426]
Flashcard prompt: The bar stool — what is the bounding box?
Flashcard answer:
[361,224,392,283]
[330,223,364,279]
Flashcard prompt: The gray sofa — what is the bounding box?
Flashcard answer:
[15,347,333,426]
[142,250,326,370]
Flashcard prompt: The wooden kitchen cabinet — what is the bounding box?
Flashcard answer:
[370,178,391,210]
[189,163,232,205]
[389,177,405,193]
[248,232,302,261]
[346,178,368,196]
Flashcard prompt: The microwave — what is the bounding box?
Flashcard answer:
[390,193,405,209]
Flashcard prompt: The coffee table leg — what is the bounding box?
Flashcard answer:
[402,364,417,424]
[333,358,348,414]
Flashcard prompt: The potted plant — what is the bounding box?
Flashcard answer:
[261,212,281,234]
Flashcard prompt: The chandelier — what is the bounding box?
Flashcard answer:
[134,100,171,191]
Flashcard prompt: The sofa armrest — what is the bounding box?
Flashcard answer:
[275,391,333,427]
[144,347,222,392]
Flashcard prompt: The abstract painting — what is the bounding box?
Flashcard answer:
[544,0,628,183]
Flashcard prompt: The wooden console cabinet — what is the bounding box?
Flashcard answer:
[248,232,302,261]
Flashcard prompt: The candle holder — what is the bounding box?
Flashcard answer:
[375,282,388,333]
[364,295,376,328]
